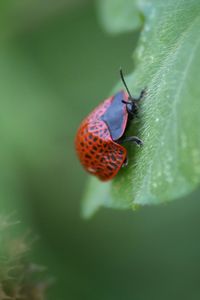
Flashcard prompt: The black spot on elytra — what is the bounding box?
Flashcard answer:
[111,154,116,161]
[107,166,113,171]
[110,162,118,169]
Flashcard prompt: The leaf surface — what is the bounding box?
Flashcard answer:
[83,0,200,217]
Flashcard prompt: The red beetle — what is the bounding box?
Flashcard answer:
[75,69,146,181]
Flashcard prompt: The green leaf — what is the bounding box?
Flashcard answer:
[96,0,143,34]
[83,0,200,217]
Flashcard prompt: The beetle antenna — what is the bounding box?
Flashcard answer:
[120,68,133,99]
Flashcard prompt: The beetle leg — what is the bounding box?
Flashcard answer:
[133,87,147,101]
[122,156,128,167]
[122,136,143,147]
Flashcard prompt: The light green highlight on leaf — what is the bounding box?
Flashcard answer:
[97,0,142,34]
[82,177,111,218]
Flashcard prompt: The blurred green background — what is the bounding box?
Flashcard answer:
[1,1,200,299]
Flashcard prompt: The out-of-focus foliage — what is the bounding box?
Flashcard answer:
[84,0,200,216]
[0,0,89,38]
[0,214,49,300]
[1,1,200,300]
[97,0,142,34]
[0,1,138,299]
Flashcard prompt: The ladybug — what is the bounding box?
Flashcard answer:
[75,69,146,181]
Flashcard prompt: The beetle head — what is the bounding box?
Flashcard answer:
[120,68,140,117]
[122,98,138,117]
